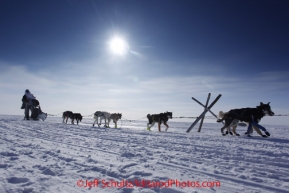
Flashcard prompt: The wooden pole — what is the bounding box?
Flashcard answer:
[197,93,211,132]
[186,94,222,133]
[192,96,225,125]
[192,97,217,118]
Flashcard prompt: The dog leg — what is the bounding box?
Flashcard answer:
[114,120,117,128]
[147,122,150,130]
[158,122,161,132]
[94,117,98,127]
[233,125,240,136]
[104,118,107,128]
[253,125,266,137]
[225,127,232,135]
[220,125,227,136]
[246,123,254,137]
[225,127,229,135]
[102,117,107,128]
[107,117,111,128]
[229,128,233,135]
[221,126,226,135]
[147,121,155,131]
[247,116,270,137]
[228,119,239,135]
[164,122,169,131]
[251,120,270,136]
[99,117,102,126]
[231,126,236,135]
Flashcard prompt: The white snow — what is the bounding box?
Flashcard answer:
[1,115,289,193]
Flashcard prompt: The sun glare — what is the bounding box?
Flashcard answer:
[109,37,129,56]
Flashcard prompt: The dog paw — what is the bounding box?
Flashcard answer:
[247,135,252,137]
[222,134,226,136]
[262,135,268,138]
[225,131,229,135]
[229,132,233,135]
[265,131,270,136]
[236,134,240,136]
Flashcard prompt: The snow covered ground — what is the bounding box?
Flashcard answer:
[1,114,289,193]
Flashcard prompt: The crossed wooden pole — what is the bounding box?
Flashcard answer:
[186,93,222,133]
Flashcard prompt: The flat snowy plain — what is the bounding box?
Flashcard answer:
[1,115,289,193]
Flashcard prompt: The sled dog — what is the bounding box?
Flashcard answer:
[147,111,173,132]
[93,111,111,127]
[218,111,266,137]
[72,113,82,125]
[217,102,274,137]
[37,109,47,121]
[62,111,74,124]
[110,113,122,128]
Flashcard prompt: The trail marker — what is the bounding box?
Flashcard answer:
[186,94,222,133]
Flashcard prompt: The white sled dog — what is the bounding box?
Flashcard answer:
[37,112,47,121]
[93,111,111,127]
[218,111,265,137]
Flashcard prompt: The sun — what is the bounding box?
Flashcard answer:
[109,37,129,56]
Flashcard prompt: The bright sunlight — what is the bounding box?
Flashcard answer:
[109,37,129,56]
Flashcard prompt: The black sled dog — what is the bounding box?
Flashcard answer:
[217,102,274,137]
[32,106,47,121]
[147,111,173,132]
[72,113,83,125]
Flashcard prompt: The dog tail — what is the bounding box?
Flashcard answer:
[218,111,226,119]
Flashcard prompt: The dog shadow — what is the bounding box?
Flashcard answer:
[244,136,289,144]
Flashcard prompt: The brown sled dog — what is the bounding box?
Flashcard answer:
[62,111,74,124]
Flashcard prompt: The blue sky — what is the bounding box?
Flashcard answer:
[1,0,289,125]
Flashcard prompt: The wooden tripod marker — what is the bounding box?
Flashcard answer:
[186,94,222,133]
[197,93,211,132]
[192,96,225,125]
